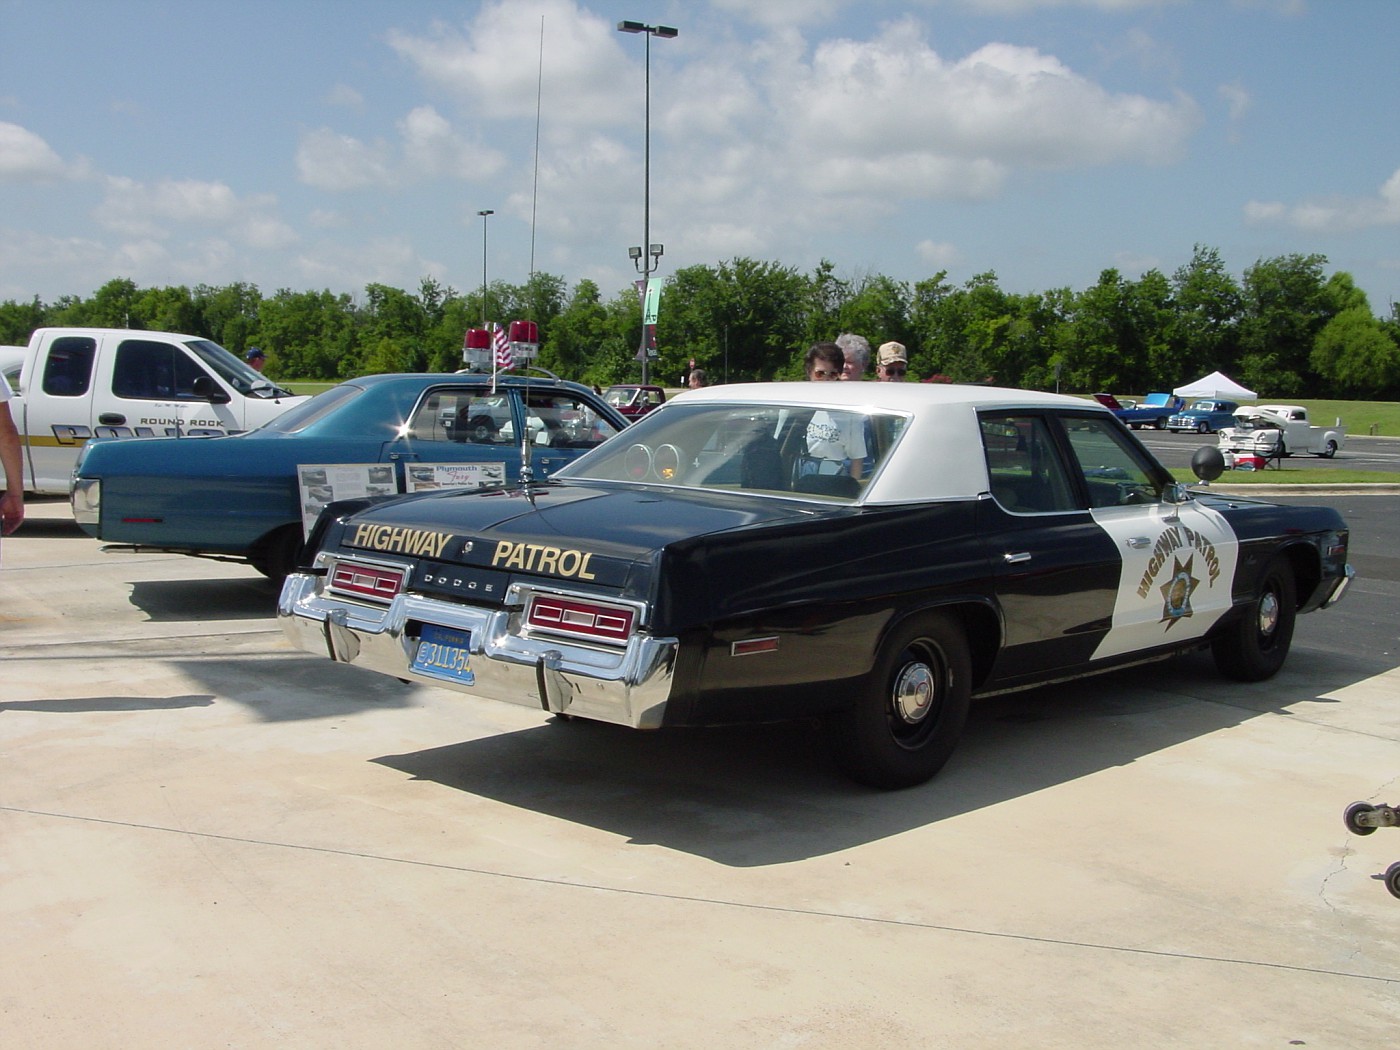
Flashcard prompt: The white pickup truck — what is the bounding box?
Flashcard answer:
[1217,404,1346,460]
[6,327,307,494]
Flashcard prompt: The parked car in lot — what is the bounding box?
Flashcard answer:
[278,382,1352,789]
[1167,399,1242,433]
[1218,404,1346,459]
[71,372,628,579]
[603,384,666,420]
[1092,391,1185,430]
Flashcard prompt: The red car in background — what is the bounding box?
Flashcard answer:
[604,384,667,421]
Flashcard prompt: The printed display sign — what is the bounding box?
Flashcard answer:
[297,461,507,536]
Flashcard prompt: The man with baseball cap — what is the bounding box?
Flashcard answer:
[876,341,908,381]
[246,347,266,373]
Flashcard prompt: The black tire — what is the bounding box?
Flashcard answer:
[1211,555,1297,681]
[467,415,499,442]
[1321,439,1338,459]
[1196,420,1211,434]
[1385,862,1400,900]
[250,524,304,582]
[827,613,972,789]
[1344,801,1379,836]
[1154,417,1168,430]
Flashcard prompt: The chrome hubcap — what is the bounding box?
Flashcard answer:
[892,662,936,725]
[1258,589,1279,638]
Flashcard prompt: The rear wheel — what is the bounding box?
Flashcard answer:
[827,614,971,789]
[1154,417,1168,430]
[250,524,304,582]
[1321,439,1338,458]
[1211,555,1296,681]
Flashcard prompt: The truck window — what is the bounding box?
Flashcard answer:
[113,339,211,400]
[42,336,96,396]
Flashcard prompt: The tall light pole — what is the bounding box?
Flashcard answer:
[477,208,494,326]
[617,20,677,386]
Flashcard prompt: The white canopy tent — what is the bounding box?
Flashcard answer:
[1173,371,1257,400]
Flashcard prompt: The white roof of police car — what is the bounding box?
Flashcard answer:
[665,382,1113,505]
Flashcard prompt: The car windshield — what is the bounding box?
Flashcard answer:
[554,401,906,501]
[604,387,639,408]
[185,339,297,399]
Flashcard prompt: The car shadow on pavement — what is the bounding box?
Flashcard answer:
[371,650,1379,868]
[128,577,280,621]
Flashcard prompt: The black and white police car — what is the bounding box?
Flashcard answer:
[278,382,1353,789]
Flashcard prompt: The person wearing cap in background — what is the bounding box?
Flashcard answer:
[246,347,266,373]
[834,333,870,381]
[876,341,908,381]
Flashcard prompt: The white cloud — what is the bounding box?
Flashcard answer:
[295,129,396,191]
[0,122,72,182]
[295,106,503,191]
[784,29,1199,179]
[324,83,364,109]
[388,0,628,126]
[1244,167,1400,233]
[916,240,961,268]
[93,176,296,249]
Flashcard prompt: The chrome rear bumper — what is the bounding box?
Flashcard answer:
[277,568,678,729]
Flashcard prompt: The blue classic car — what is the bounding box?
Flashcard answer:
[1092,391,1185,430]
[71,372,629,579]
[278,382,1352,789]
[1167,399,1242,433]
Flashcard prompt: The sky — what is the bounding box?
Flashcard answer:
[1,0,1398,316]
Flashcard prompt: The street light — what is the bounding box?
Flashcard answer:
[477,209,494,326]
[617,20,677,385]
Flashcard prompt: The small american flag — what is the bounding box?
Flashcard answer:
[492,323,514,371]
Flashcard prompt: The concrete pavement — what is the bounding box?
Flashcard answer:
[3,497,1399,1048]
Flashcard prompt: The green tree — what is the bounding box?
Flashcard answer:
[195,281,262,357]
[1170,245,1242,382]
[1238,253,1332,397]
[1311,307,1400,397]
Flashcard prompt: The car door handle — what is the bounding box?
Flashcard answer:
[1004,551,1032,564]
[98,413,126,426]
[1126,536,1150,549]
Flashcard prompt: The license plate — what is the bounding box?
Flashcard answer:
[411,624,475,685]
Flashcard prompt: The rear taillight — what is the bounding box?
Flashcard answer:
[526,593,636,645]
[328,559,406,603]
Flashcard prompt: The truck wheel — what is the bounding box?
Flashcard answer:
[1321,439,1337,459]
[1211,555,1296,682]
[466,415,499,442]
[250,524,304,582]
[826,613,971,789]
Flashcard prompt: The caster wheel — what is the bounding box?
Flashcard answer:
[1345,801,1378,835]
[1385,862,1400,900]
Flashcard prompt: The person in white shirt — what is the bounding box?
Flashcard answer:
[0,373,25,535]
[803,343,866,480]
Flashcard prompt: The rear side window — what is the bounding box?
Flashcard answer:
[42,336,95,396]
